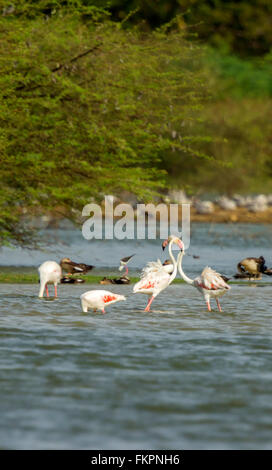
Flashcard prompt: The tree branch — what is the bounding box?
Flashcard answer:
[51,42,102,73]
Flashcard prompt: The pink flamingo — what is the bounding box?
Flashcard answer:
[80,290,126,313]
[38,261,62,298]
[175,243,231,312]
[133,235,183,311]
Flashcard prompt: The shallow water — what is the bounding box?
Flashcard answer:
[1,223,272,279]
[1,223,272,449]
[0,279,272,449]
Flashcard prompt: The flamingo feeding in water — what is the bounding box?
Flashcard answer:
[38,261,62,298]
[167,239,231,312]
[80,290,126,313]
[133,235,183,311]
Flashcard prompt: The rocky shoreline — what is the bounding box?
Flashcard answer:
[189,206,272,223]
[18,192,272,229]
[168,191,272,223]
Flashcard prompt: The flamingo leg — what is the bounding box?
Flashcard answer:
[102,308,105,314]
[125,266,128,276]
[144,295,154,312]
[206,299,211,311]
[216,298,222,312]
[45,284,49,297]
[54,285,58,298]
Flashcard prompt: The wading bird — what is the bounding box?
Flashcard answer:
[174,242,230,312]
[38,261,62,298]
[119,254,135,276]
[133,235,183,312]
[80,290,126,313]
[60,257,95,275]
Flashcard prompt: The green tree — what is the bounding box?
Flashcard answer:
[0,9,208,246]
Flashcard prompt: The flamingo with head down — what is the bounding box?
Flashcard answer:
[38,261,62,298]
[162,238,231,312]
[80,290,126,313]
[133,235,183,311]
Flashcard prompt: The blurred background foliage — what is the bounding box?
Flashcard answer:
[1,0,272,245]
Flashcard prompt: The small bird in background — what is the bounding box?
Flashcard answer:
[99,254,135,285]
[61,277,85,284]
[162,259,174,274]
[100,275,130,285]
[119,254,135,276]
[234,256,272,280]
[60,257,95,276]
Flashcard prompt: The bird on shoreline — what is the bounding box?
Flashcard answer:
[38,261,62,298]
[162,259,174,274]
[60,257,95,275]
[80,290,126,313]
[61,277,85,284]
[119,254,135,276]
[100,275,130,285]
[99,254,135,285]
[133,235,183,311]
[174,242,230,312]
[234,256,272,280]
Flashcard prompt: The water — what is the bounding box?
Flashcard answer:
[0,223,272,449]
[1,222,272,278]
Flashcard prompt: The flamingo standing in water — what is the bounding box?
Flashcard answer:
[38,261,62,298]
[80,290,126,313]
[133,235,183,311]
[168,239,231,312]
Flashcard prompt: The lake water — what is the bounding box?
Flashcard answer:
[0,223,272,449]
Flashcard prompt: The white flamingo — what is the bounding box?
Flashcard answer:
[38,261,62,298]
[173,241,231,312]
[80,290,126,313]
[133,235,183,311]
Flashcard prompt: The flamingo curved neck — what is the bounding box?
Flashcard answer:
[178,251,194,285]
[168,239,178,284]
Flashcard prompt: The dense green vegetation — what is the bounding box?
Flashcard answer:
[0,5,208,246]
[11,1,272,57]
[1,1,272,246]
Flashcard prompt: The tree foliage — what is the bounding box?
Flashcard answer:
[3,0,272,57]
[0,8,208,246]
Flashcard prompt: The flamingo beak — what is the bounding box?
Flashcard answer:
[177,240,184,251]
[162,239,169,251]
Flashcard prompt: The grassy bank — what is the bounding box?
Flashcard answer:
[0,272,270,286]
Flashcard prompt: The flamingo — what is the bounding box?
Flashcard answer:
[133,235,183,311]
[171,240,231,312]
[38,261,62,298]
[119,254,135,276]
[80,290,126,313]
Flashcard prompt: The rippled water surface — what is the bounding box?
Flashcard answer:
[1,224,272,449]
